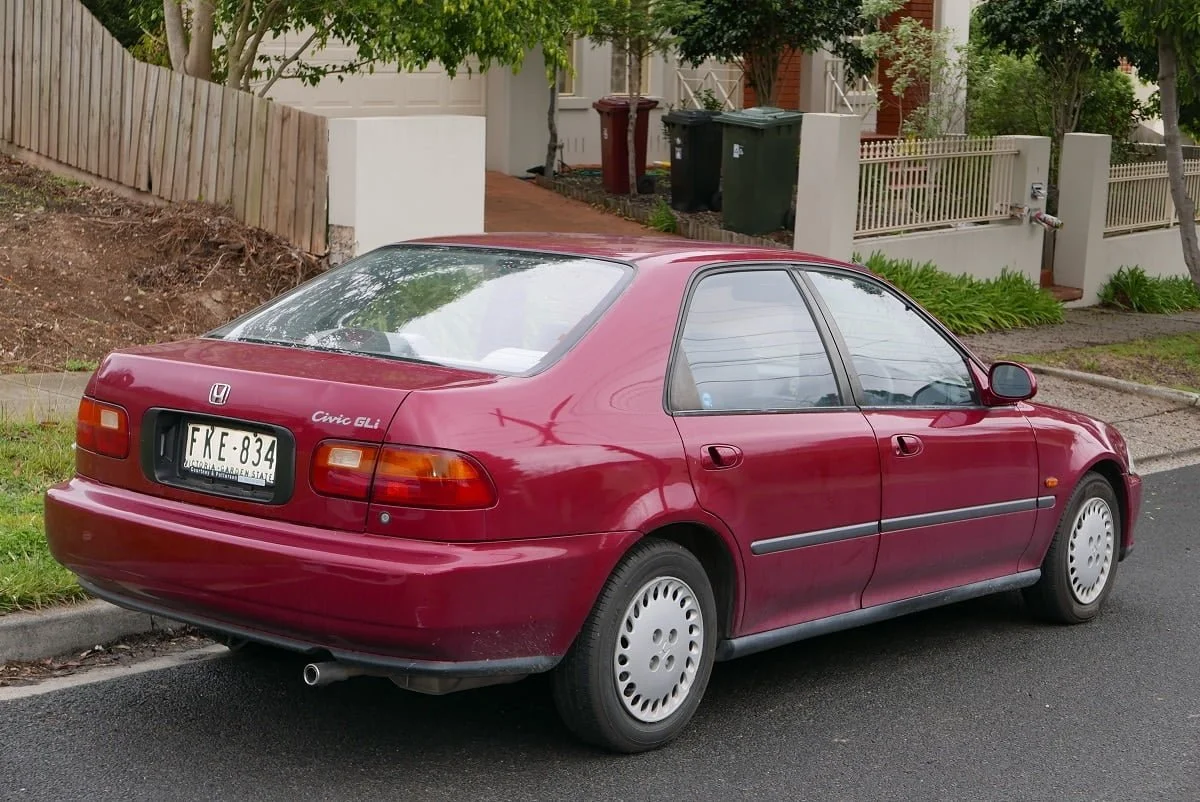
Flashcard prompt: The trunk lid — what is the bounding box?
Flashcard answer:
[80,338,497,530]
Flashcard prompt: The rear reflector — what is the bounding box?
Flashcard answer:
[76,397,130,459]
[311,441,379,501]
[373,446,496,510]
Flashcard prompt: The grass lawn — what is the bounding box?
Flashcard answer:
[1008,332,1200,394]
[0,420,85,613]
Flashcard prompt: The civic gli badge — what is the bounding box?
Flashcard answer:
[209,383,231,406]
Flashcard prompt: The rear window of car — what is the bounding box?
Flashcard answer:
[207,245,632,375]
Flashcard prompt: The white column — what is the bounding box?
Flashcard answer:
[1055,133,1113,303]
[485,47,555,176]
[793,113,861,261]
[1003,135,1053,285]
[328,116,486,256]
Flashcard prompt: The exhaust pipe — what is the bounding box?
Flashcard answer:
[302,661,372,687]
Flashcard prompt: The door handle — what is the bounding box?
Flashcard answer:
[891,434,924,457]
[700,444,743,470]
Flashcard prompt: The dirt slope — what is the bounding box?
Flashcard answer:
[0,155,324,374]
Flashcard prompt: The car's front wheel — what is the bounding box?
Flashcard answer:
[1024,471,1121,624]
[552,539,718,753]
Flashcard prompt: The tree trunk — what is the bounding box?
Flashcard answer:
[184,0,216,81]
[545,73,560,178]
[1158,33,1200,285]
[627,45,640,196]
[746,51,778,108]
[163,0,188,73]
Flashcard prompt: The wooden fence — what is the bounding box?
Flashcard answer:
[0,0,327,253]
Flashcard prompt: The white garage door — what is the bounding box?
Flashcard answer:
[253,33,486,118]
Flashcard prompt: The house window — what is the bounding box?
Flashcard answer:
[557,39,579,96]
[610,43,652,95]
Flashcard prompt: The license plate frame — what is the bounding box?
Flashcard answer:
[181,422,279,487]
[141,409,296,505]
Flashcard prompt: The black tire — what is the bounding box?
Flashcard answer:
[552,539,718,753]
[1023,472,1121,624]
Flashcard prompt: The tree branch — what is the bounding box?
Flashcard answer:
[257,27,323,96]
[240,0,289,76]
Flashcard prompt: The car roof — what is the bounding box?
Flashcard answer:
[411,232,866,272]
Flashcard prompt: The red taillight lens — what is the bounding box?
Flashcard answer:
[372,446,496,510]
[311,441,379,501]
[76,397,130,459]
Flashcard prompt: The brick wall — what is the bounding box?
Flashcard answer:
[738,0,937,134]
[875,0,936,137]
[742,50,802,109]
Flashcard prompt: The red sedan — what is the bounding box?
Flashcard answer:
[46,234,1141,752]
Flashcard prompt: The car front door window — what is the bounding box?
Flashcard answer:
[804,271,976,407]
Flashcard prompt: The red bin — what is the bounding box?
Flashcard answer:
[592,95,660,194]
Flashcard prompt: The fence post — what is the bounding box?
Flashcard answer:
[793,113,861,261]
[1054,133,1112,304]
[1007,136,1051,216]
[327,116,486,258]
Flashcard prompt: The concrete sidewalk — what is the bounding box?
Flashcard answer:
[0,371,89,421]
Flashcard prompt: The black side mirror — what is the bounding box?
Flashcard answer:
[988,362,1037,403]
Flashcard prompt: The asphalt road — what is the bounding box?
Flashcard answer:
[3,466,1199,802]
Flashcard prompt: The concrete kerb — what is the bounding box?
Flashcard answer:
[1027,364,1200,408]
[0,599,184,663]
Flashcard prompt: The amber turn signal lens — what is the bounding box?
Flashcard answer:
[372,446,496,510]
[76,397,130,459]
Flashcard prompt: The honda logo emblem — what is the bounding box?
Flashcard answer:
[209,383,231,406]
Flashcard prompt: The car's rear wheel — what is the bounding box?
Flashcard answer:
[1024,471,1121,624]
[552,539,717,753]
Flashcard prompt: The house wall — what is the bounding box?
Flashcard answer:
[556,42,678,168]
[254,33,487,117]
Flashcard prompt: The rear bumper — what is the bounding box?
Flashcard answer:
[45,477,638,676]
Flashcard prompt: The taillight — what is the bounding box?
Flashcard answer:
[372,446,497,509]
[310,440,496,509]
[311,441,379,501]
[76,397,130,459]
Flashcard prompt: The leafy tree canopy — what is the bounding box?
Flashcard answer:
[664,0,872,108]
[147,0,591,94]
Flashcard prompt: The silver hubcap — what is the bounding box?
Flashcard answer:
[1067,497,1115,605]
[613,576,704,723]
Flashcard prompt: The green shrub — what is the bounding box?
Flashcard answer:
[1099,266,1200,313]
[857,252,1065,335]
[967,54,1142,164]
[648,198,678,233]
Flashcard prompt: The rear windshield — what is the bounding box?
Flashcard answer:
[208,245,631,375]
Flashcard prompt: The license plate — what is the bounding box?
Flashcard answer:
[182,422,278,487]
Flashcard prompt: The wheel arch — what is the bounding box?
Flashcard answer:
[639,522,742,640]
[1084,456,1133,557]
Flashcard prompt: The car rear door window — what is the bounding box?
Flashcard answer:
[670,270,841,412]
[805,271,977,407]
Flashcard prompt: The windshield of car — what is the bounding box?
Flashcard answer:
[207,245,632,375]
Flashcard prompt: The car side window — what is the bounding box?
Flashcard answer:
[805,271,977,408]
[670,270,842,413]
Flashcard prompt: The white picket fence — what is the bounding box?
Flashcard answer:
[1105,159,1200,235]
[855,136,1018,237]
